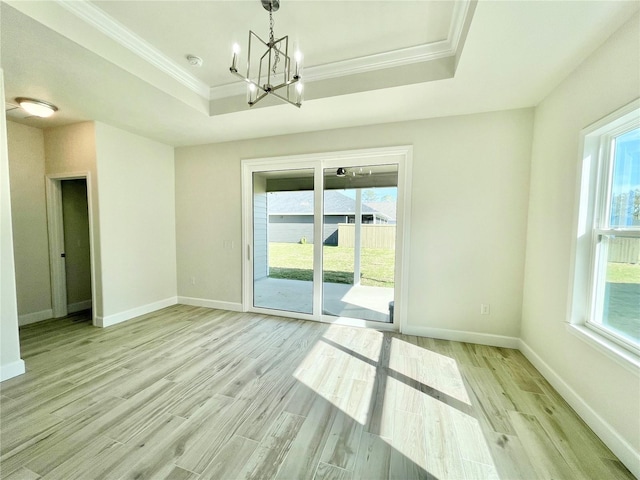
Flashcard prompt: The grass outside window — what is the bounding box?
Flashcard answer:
[268,242,395,287]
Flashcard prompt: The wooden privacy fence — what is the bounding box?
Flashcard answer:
[609,237,640,264]
[338,224,396,249]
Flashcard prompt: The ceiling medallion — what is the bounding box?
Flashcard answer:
[230,0,303,108]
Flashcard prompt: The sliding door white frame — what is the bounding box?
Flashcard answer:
[241,145,412,333]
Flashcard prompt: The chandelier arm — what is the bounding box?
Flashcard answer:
[250,90,270,107]
[269,90,302,108]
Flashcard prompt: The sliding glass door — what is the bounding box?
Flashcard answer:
[242,147,411,330]
[322,165,398,323]
[252,168,315,314]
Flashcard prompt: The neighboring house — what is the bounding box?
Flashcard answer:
[267,190,393,245]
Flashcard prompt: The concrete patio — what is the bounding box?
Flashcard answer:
[254,277,394,323]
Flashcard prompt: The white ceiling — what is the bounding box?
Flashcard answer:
[2,1,639,146]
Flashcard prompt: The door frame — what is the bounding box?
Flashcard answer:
[45,172,97,325]
[241,145,412,333]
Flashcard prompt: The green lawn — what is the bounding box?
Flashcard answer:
[269,243,637,287]
[268,242,395,287]
[607,262,640,283]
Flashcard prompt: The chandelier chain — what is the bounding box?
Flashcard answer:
[269,10,280,77]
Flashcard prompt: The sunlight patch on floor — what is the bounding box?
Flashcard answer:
[293,328,498,476]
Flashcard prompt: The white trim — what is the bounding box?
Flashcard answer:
[396,147,412,335]
[54,0,209,98]
[448,0,473,54]
[178,296,243,312]
[46,173,98,327]
[566,324,640,375]
[51,0,471,102]
[567,99,640,357]
[45,177,68,319]
[0,360,26,382]
[67,300,92,314]
[211,39,457,99]
[519,339,640,479]
[402,325,519,349]
[96,297,177,328]
[18,309,53,326]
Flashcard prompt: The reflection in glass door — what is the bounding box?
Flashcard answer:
[322,165,398,322]
[252,169,315,314]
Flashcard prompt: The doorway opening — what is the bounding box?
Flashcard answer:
[46,173,97,325]
[242,146,412,331]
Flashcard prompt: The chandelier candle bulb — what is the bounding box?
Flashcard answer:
[247,83,257,104]
[295,82,303,104]
[294,50,303,78]
[231,43,240,71]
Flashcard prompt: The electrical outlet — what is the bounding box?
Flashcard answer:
[480,304,490,315]
[191,276,196,285]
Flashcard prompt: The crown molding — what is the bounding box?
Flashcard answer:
[54,0,472,103]
[449,0,474,54]
[210,39,455,100]
[54,0,210,98]
[212,0,472,100]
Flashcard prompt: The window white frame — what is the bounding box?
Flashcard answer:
[569,99,640,363]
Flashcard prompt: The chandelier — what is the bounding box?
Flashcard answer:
[229,0,303,108]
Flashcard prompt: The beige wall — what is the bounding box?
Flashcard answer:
[6,121,52,323]
[4,120,177,328]
[175,108,533,340]
[94,122,177,324]
[521,13,640,472]
[0,69,24,381]
[44,122,102,317]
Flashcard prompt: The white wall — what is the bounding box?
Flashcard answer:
[521,13,640,475]
[0,69,25,381]
[94,122,177,326]
[6,121,52,324]
[175,108,533,343]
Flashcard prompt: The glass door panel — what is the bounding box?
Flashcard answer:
[322,164,398,322]
[252,169,315,314]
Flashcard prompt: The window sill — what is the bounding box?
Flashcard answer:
[567,323,640,375]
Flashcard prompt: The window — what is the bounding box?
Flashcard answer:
[574,100,640,355]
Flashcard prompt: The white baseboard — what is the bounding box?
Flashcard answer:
[1,359,26,381]
[95,297,178,328]
[67,300,92,314]
[18,309,53,326]
[402,325,519,349]
[177,296,243,312]
[519,339,640,479]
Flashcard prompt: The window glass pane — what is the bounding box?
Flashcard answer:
[594,235,640,344]
[609,127,640,228]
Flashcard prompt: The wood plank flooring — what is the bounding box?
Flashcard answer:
[0,305,633,479]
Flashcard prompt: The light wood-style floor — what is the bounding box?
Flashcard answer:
[0,305,633,479]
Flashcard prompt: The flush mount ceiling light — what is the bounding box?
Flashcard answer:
[15,97,58,118]
[229,0,303,108]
